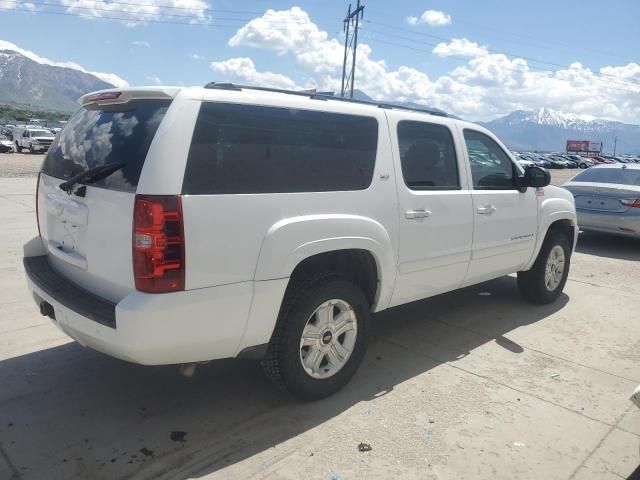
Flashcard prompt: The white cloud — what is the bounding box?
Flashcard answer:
[209,57,296,89]
[0,0,34,10]
[191,53,203,60]
[222,9,640,123]
[407,9,452,27]
[0,39,128,87]
[433,38,488,58]
[59,0,209,27]
[146,75,162,85]
[131,40,150,48]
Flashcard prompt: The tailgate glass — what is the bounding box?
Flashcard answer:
[42,99,171,192]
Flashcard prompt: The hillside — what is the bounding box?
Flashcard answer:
[478,108,640,154]
[0,50,115,113]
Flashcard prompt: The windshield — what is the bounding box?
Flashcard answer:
[41,99,171,192]
[30,130,55,138]
[572,167,640,186]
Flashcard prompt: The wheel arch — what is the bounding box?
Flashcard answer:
[253,214,396,310]
[524,212,577,271]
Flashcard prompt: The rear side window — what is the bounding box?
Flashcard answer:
[397,121,460,190]
[182,102,378,194]
[464,129,516,190]
[42,99,171,192]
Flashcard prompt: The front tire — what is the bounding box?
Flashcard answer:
[262,275,370,401]
[518,232,571,304]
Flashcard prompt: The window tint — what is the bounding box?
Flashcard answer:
[397,121,460,190]
[42,99,171,192]
[572,167,640,186]
[182,102,378,194]
[463,129,516,189]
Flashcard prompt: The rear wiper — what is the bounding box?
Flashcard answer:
[59,162,125,194]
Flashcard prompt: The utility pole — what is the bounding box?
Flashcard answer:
[613,136,618,156]
[341,0,364,98]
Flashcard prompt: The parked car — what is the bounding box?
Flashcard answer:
[549,155,577,168]
[563,164,640,238]
[520,153,553,169]
[13,127,56,153]
[541,155,567,169]
[0,134,13,153]
[578,157,597,168]
[1,125,15,140]
[23,85,578,400]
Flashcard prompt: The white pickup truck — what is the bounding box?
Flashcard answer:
[13,126,56,153]
[23,85,578,400]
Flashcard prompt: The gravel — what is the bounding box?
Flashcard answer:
[0,152,45,178]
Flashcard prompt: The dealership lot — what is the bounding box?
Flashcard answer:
[0,156,638,480]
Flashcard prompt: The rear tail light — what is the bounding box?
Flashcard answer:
[35,172,41,236]
[133,195,185,293]
[620,198,640,208]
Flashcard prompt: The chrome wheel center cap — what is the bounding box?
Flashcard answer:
[321,330,333,345]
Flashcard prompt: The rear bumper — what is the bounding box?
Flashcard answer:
[577,209,640,237]
[23,249,256,365]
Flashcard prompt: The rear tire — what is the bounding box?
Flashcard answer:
[518,231,571,304]
[262,274,370,401]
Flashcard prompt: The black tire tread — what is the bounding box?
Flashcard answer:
[261,271,345,390]
[518,231,571,304]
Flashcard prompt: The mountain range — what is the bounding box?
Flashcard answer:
[477,108,640,154]
[0,49,638,153]
[0,49,114,112]
[354,91,639,154]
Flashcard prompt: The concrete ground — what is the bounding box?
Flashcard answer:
[0,156,638,480]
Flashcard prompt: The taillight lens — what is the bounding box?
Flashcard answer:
[621,198,640,208]
[36,172,41,236]
[133,195,185,293]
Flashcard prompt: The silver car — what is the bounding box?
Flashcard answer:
[563,164,640,238]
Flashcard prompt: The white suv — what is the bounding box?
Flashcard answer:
[23,84,578,400]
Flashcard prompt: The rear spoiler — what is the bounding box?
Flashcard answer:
[78,87,181,107]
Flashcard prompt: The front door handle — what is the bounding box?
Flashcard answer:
[405,209,431,219]
[477,204,497,214]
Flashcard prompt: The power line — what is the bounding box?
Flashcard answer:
[365,20,640,86]
[0,4,322,29]
[2,3,638,92]
[359,32,640,93]
[365,7,638,64]
[0,1,315,25]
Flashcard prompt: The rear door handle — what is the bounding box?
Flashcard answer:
[477,204,496,214]
[405,209,431,219]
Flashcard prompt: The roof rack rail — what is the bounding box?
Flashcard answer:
[203,82,448,117]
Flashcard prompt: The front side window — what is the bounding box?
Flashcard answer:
[182,102,378,194]
[464,129,516,190]
[397,121,460,190]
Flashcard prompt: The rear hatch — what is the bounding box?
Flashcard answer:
[38,94,173,302]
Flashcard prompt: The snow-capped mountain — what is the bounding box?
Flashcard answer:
[478,108,640,154]
[0,50,115,112]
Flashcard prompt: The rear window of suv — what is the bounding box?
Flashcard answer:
[182,102,378,194]
[42,99,171,192]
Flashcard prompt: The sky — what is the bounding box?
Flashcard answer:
[0,0,639,122]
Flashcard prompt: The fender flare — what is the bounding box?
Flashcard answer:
[253,214,397,310]
[524,205,577,271]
